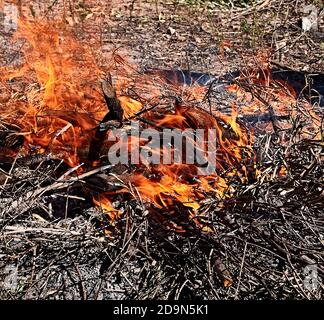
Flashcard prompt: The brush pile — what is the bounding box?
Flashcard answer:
[0,4,323,300]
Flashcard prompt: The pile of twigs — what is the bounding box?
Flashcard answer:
[0,77,323,299]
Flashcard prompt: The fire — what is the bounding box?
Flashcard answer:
[119,96,143,119]
[1,18,321,234]
[93,194,121,222]
[226,69,322,140]
[0,18,108,166]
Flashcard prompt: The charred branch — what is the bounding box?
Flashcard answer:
[87,75,124,162]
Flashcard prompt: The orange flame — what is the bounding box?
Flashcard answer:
[1,17,321,233]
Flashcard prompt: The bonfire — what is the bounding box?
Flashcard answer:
[0,2,323,300]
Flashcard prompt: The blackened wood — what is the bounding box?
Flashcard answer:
[88,75,124,162]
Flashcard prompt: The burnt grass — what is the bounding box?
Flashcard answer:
[0,0,324,299]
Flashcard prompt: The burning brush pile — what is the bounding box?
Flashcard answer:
[0,19,323,299]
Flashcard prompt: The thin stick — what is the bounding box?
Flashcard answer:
[234,241,248,299]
